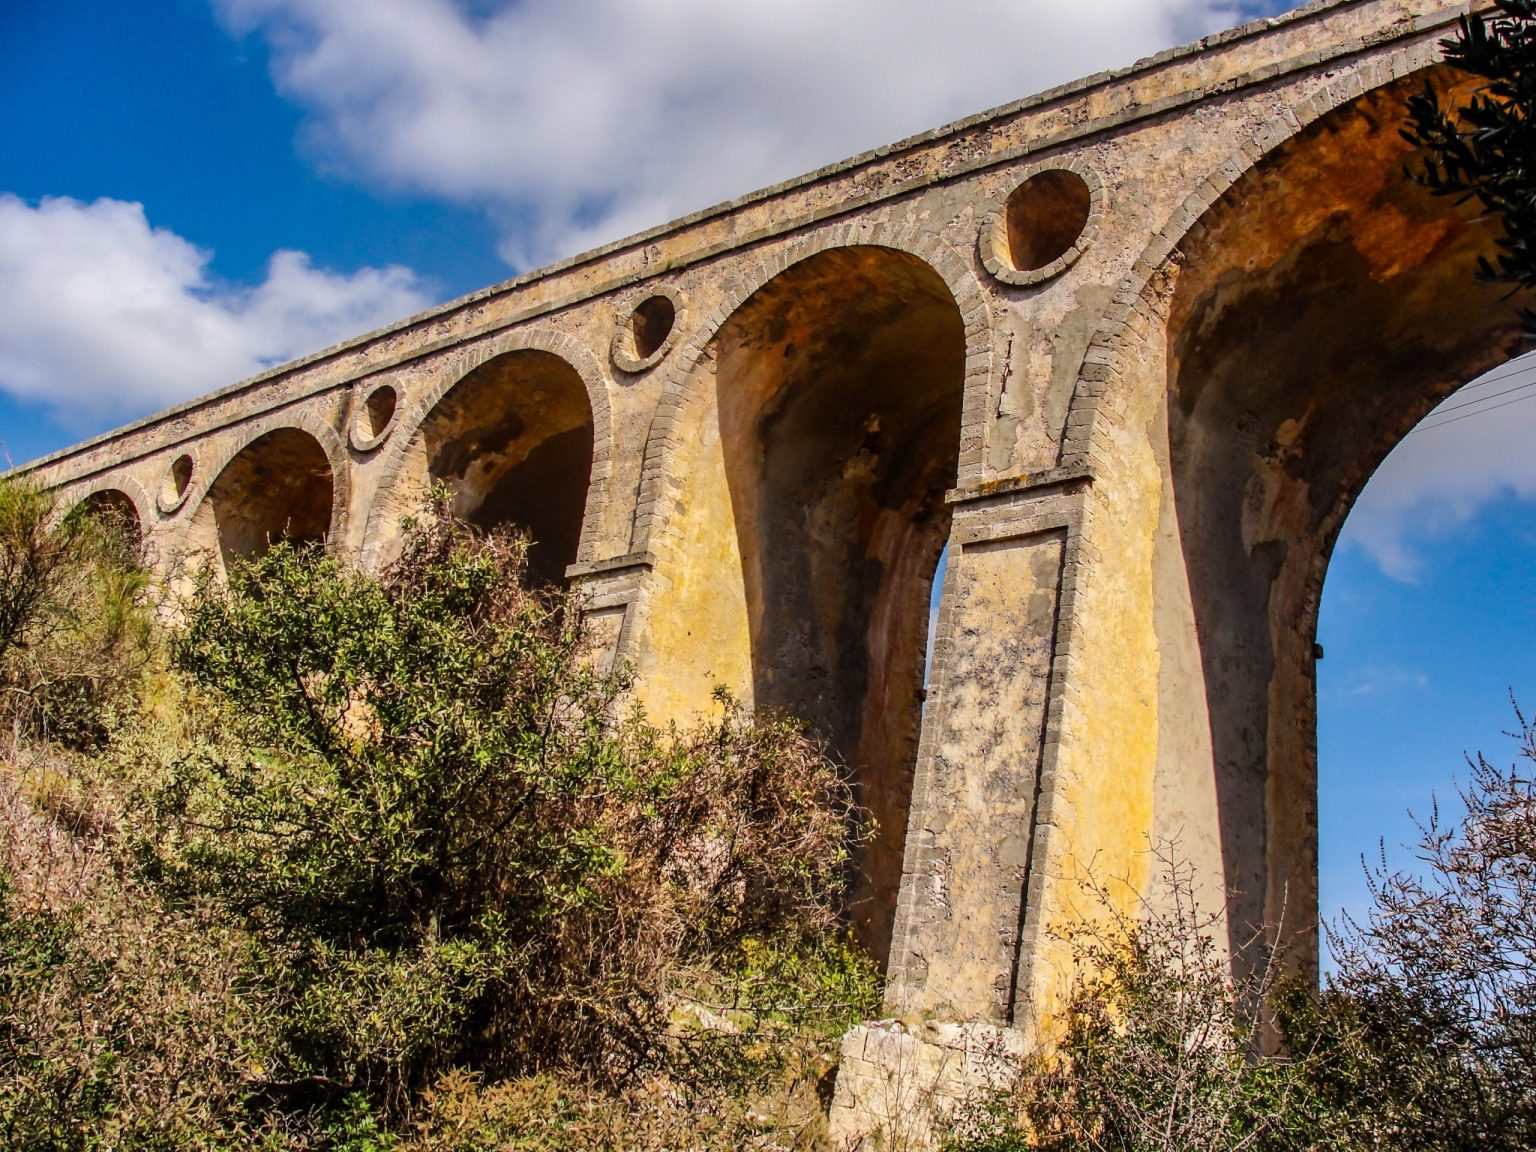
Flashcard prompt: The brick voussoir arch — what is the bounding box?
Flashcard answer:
[1059,40,1443,470]
[58,473,155,537]
[359,326,616,570]
[627,223,995,557]
[173,408,353,558]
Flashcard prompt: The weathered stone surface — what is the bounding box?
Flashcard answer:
[17,2,1520,1142]
[827,1020,1028,1149]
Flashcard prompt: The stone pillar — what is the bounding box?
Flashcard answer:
[565,552,654,675]
[830,466,1093,1145]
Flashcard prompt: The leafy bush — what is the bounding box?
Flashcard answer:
[1,494,876,1146]
[0,479,151,748]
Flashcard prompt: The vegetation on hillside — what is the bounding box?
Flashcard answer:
[7,470,1536,1151]
[0,480,150,749]
[0,481,878,1150]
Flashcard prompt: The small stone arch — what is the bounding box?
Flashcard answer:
[627,224,995,557]
[64,475,154,545]
[359,326,615,577]
[177,411,350,567]
[1059,38,1444,470]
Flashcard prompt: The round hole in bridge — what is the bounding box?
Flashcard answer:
[358,383,398,445]
[630,294,676,361]
[612,291,683,372]
[159,454,194,512]
[1004,168,1092,272]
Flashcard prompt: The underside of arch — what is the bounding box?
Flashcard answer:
[399,349,594,586]
[72,488,143,555]
[712,245,966,965]
[203,427,337,567]
[1155,68,1525,970]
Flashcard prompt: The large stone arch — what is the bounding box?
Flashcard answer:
[1060,38,1449,468]
[633,233,981,967]
[628,225,994,557]
[1055,49,1525,975]
[360,327,614,579]
[177,411,350,572]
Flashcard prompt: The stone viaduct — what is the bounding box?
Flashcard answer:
[17,0,1523,1137]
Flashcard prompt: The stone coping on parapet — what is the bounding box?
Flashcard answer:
[9,0,1467,480]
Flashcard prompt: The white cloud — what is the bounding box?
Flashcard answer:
[215,0,1269,268]
[1337,663,1430,699]
[0,194,433,429]
[1342,353,1536,581]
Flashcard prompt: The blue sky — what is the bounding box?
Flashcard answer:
[4,0,1534,946]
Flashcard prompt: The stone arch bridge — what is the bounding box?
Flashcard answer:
[18,0,1520,1132]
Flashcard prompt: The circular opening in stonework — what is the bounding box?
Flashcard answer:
[355,382,398,448]
[631,295,676,361]
[1004,168,1092,272]
[364,384,397,436]
[612,290,683,373]
[158,454,194,512]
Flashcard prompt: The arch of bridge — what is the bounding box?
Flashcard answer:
[1060,37,1446,469]
[359,325,615,571]
[62,474,154,542]
[173,408,351,557]
[627,224,993,558]
[1039,48,1526,984]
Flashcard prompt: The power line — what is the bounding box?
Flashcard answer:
[1414,385,1536,433]
[1403,357,1536,434]
[1419,372,1536,419]
[1439,352,1536,394]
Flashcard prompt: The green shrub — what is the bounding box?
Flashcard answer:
[0,491,878,1146]
[0,478,152,748]
[10,503,869,1142]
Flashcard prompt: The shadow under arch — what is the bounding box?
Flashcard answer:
[374,348,595,586]
[627,229,994,561]
[1140,68,1524,975]
[201,426,339,568]
[69,485,146,557]
[715,244,967,966]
